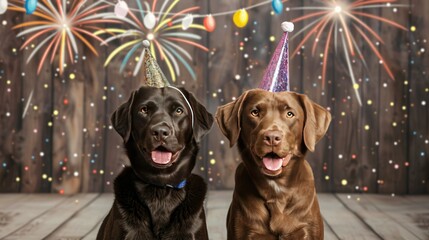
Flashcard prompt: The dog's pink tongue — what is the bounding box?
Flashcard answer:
[263,157,283,171]
[151,151,172,165]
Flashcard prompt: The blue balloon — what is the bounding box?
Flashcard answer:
[25,0,37,14]
[272,0,283,15]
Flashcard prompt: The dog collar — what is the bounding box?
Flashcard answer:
[149,179,187,190]
[167,86,194,128]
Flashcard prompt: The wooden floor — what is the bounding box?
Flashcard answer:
[0,192,428,240]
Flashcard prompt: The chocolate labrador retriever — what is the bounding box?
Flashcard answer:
[216,89,331,240]
[97,86,213,240]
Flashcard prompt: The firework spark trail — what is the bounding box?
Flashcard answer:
[96,0,207,82]
[8,0,120,75]
[288,0,408,105]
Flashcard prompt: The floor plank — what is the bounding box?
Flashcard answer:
[318,194,381,240]
[44,194,113,240]
[323,219,339,240]
[336,194,420,240]
[81,221,103,240]
[0,194,28,208]
[3,194,99,240]
[0,194,68,239]
[0,192,428,240]
[365,194,429,240]
[206,191,232,240]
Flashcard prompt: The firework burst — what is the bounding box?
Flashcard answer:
[8,0,120,75]
[96,0,208,82]
[289,0,407,105]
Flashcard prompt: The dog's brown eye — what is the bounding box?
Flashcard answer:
[140,106,148,114]
[250,109,259,117]
[286,111,294,118]
[175,107,184,115]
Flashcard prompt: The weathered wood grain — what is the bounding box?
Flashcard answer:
[3,194,98,240]
[0,194,67,238]
[0,0,427,194]
[408,0,429,194]
[336,194,420,239]
[44,193,112,239]
[318,194,381,239]
[0,193,428,239]
[366,194,429,239]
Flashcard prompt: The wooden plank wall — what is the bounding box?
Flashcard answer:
[0,0,428,194]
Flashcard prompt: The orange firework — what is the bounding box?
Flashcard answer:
[8,0,120,74]
[289,0,407,105]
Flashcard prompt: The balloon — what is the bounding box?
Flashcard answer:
[24,0,37,14]
[114,0,128,18]
[203,15,215,32]
[0,0,7,15]
[272,0,283,15]
[233,9,248,28]
[182,14,193,30]
[144,12,156,30]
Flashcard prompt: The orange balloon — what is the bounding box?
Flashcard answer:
[204,15,216,32]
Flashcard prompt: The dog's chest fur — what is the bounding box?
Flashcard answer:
[135,182,185,228]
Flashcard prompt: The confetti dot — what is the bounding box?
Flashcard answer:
[42,174,48,179]
[16,177,20,182]
[367,100,373,105]
[364,125,370,130]
[269,36,276,42]
[392,122,397,127]
[53,110,59,116]
[210,159,216,165]
[74,171,79,177]
[353,84,359,89]
[325,175,330,180]
[410,26,416,32]
[341,179,348,186]
[2,20,7,26]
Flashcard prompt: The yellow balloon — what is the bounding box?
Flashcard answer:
[233,9,249,28]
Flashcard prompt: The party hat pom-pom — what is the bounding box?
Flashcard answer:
[281,21,294,32]
[142,40,150,48]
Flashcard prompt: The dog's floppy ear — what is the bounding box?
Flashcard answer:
[298,94,331,152]
[179,88,214,143]
[215,91,249,147]
[111,91,136,143]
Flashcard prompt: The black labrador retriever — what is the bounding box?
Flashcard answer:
[97,86,214,240]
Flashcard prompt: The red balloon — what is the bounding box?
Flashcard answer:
[204,15,216,32]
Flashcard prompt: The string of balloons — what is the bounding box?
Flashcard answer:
[0,0,287,31]
[111,0,287,31]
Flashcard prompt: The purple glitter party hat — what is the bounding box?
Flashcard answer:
[259,21,294,92]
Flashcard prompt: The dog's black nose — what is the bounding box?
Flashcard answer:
[263,131,282,146]
[151,125,172,141]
